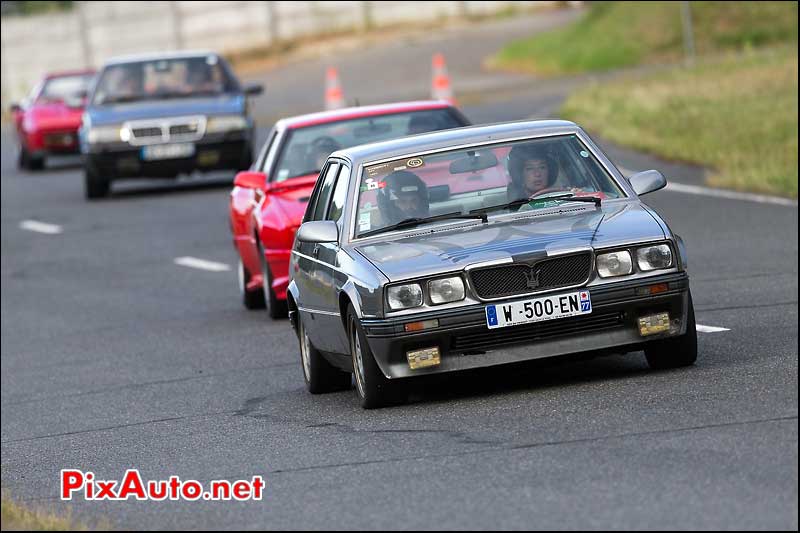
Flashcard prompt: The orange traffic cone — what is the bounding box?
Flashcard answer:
[325,67,344,110]
[431,53,455,104]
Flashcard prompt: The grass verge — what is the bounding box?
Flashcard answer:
[561,46,798,198]
[1,494,87,530]
[490,1,798,75]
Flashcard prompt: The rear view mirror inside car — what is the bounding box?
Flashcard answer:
[354,122,392,138]
[449,151,499,174]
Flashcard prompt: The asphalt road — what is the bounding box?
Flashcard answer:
[1,11,798,531]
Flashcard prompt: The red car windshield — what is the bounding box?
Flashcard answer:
[37,74,94,104]
[271,109,466,182]
[91,55,237,105]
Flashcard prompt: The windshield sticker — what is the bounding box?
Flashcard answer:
[365,157,425,179]
[580,150,589,158]
[358,211,371,232]
[360,178,386,192]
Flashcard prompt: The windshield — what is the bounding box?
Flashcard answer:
[91,55,237,105]
[354,134,625,238]
[37,74,94,103]
[271,109,466,182]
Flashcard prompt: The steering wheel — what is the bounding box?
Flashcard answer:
[529,187,571,199]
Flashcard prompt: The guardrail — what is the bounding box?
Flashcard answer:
[0,1,569,107]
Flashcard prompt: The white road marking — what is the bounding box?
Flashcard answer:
[174,257,231,272]
[696,324,730,333]
[618,166,797,207]
[19,220,63,234]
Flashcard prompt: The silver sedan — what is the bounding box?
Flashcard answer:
[287,120,697,408]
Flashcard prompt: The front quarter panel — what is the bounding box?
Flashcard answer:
[230,186,261,285]
[338,247,388,320]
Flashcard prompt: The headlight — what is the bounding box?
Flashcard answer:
[87,125,122,144]
[206,115,248,133]
[428,276,465,305]
[637,244,673,271]
[596,250,633,278]
[387,283,423,310]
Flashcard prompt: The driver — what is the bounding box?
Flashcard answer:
[309,136,341,171]
[506,144,559,201]
[377,170,430,226]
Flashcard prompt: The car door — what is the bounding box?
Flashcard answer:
[231,128,277,279]
[313,161,352,355]
[294,161,340,349]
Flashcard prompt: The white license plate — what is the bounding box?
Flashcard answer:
[485,290,592,329]
[141,143,195,161]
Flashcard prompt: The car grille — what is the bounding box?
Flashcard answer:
[131,127,162,139]
[469,252,592,300]
[169,123,199,136]
[452,311,625,352]
[43,132,77,147]
[125,116,205,145]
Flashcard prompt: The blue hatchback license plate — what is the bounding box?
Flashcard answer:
[141,143,195,161]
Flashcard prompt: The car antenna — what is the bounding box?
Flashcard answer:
[353,98,360,107]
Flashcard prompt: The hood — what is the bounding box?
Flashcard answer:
[28,102,84,130]
[86,94,245,125]
[353,201,665,281]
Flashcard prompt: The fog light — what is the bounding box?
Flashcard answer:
[638,312,670,336]
[404,319,439,332]
[406,347,440,369]
[198,151,220,166]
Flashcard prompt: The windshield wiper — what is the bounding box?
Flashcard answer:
[155,91,222,100]
[470,192,601,216]
[101,94,147,104]
[358,211,487,239]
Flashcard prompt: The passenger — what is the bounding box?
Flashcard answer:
[506,144,560,201]
[377,170,430,225]
[184,61,217,93]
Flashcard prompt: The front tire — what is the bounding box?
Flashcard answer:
[644,291,698,369]
[238,258,266,310]
[259,243,288,319]
[84,167,110,199]
[298,314,351,394]
[348,304,403,409]
[19,147,44,171]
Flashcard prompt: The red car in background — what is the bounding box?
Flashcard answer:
[10,69,95,170]
[230,100,470,318]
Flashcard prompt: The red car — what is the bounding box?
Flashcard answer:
[11,69,95,170]
[230,100,470,318]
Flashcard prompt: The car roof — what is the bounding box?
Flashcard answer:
[102,50,220,66]
[44,69,96,79]
[276,100,456,130]
[330,119,581,167]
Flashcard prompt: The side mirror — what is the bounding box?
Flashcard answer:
[297,220,338,244]
[244,83,263,96]
[233,170,266,191]
[629,169,667,196]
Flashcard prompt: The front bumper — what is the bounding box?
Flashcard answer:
[360,272,690,379]
[26,129,81,155]
[84,131,252,179]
